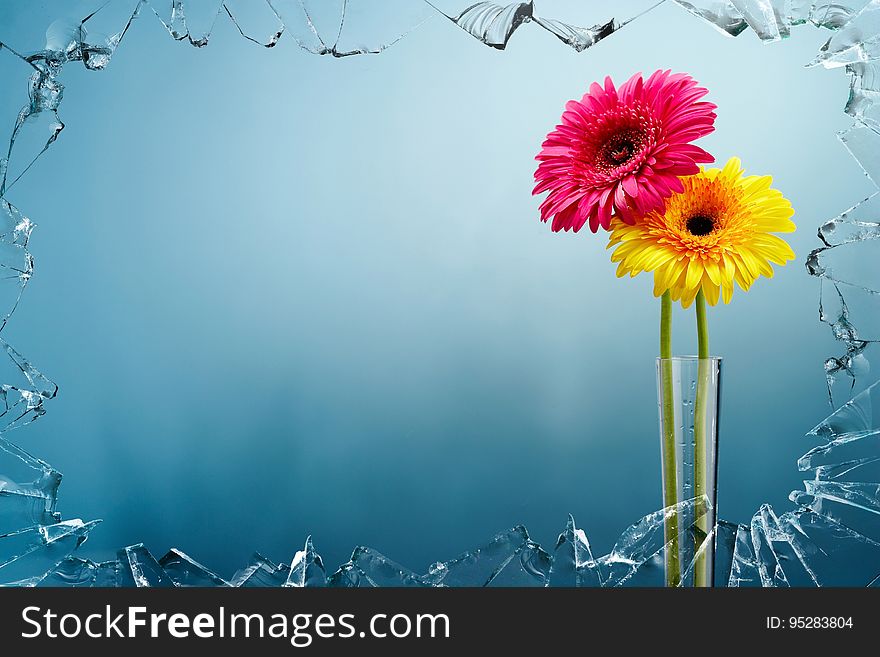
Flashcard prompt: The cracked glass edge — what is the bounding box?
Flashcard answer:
[0,0,879,586]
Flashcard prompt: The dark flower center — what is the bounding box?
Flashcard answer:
[686,214,715,236]
[606,139,634,164]
[599,129,643,168]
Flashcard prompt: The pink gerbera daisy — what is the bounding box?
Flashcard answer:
[533,70,717,233]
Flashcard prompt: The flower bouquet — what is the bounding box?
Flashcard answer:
[533,71,796,587]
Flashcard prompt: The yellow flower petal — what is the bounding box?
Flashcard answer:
[722,282,734,304]
[702,276,721,306]
[685,258,704,292]
[703,259,722,286]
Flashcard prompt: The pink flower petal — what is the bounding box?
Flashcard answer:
[533,69,716,231]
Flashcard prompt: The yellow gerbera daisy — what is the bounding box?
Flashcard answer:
[607,156,795,307]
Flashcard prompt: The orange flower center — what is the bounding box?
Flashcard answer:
[645,173,753,260]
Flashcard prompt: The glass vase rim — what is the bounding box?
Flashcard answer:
[655,355,723,362]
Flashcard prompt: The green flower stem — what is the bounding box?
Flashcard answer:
[694,289,710,587]
[660,291,679,587]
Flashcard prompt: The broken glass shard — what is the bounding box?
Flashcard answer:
[79,0,144,70]
[727,521,763,586]
[809,236,879,349]
[818,280,876,377]
[480,536,551,586]
[791,480,880,541]
[424,525,551,587]
[673,1,749,36]
[770,0,794,33]
[803,480,880,515]
[285,535,327,587]
[530,0,673,53]
[1,103,64,198]
[823,350,873,413]
[850,60,880,88]
[549,514,601,587]
[0,519,100,585]
[0,47,68,196]
[117,543,176,587]
[822,298,862,371]
[173,0,225,47]
[223,0,285,48]
[0,199,35,333]
[29,61,65,109]
[729,0,788,41]
[595,496,711,587]
[847,62,880,128]
[812,0,880,67]
[777,508,880,586]
[36,556,120,587]
[818,193,880,247]
[809,377,880,440]
[840,120,880,183]
[326,563,366,587]
[263,0,429,56]
[43,18,82,57]
[0,433,61,534]
[787,0,812,25]
[430,1,533,49]
[530,15,615,52]
[334,0,434,55]
[795,383,880,542]
[750,503,823,587]
[2,0,145,75]
[0,487,58,538]
[799,425,880,481]
[816,325,872,408]
[810,1,873,29]
[808,213,879,404]
[427,1,663,53]
[230,553,289,587]
[329,547,426,587]
[0,337,58,433]
[267,0,342,54]
[158,548,230,586]
[147,0,188,43]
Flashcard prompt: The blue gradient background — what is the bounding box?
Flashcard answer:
[0,2,872,575]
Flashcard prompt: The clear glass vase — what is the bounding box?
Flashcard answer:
[656,356,722,587]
